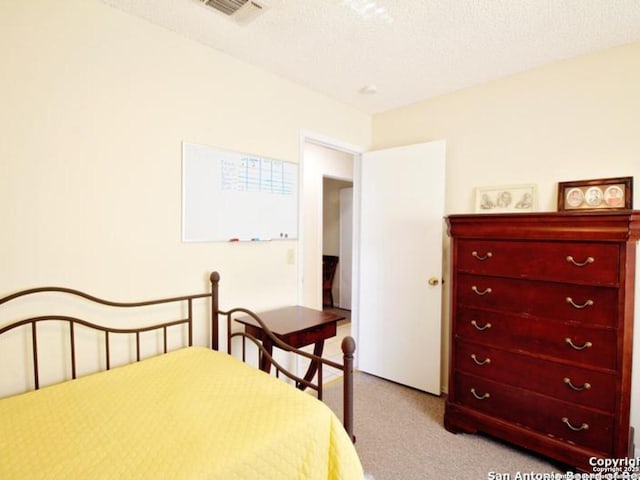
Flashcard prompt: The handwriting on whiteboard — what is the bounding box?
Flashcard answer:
[221,157,295,195]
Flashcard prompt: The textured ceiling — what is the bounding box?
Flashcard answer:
[101,0,640,114]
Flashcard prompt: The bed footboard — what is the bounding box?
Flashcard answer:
[0,287,209,391]
[210,272,356,442]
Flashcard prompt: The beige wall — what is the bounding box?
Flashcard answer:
[373,42,640,214]
[0,0,369,306]
[372,41,640,431]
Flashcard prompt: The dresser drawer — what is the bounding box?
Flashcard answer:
[456,274,618,327]
[455,340,617,412]
[454,372,614,454]
[457,240,619,286]
[455,308,618,370]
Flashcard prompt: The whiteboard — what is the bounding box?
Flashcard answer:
[182,142,298,242]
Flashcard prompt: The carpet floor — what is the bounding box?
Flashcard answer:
[323,371,565,480]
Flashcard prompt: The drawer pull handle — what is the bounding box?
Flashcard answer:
[472,251,493,261]
[470,388,490,400]
[472,286,492,296]
[563,377,591,391]
[471,354,491,366]
[565,337,593,350]
[566,255,595,267]
[561,417,589,432]
[566,297,594,309]
[471,320,492,331]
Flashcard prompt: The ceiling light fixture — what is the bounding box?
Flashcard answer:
[341,0,393,23]
[359,84,378,95]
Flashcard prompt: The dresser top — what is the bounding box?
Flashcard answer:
[446,210,640,242]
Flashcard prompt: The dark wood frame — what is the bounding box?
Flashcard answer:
[444,211,639,471]
[0,271,355,441]
[233,306,345,393]
[211,273,356,440]
[557,176,633,211]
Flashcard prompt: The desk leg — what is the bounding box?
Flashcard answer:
[260,338,274,374]
[297,340,325,390]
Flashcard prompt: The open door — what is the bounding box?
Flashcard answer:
[357,140,446,394]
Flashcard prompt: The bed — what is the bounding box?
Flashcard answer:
[0,272,362,479]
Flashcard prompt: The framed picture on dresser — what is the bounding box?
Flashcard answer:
[474,184,537,213]
[557,176,633,211]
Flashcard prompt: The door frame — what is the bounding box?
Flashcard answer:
[338,186,354,309]
[299,130,364,362]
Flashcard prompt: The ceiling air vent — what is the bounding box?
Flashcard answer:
[201,0,268,24]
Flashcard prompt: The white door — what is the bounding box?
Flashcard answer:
[357,140,445,394]
[339,187,353,309]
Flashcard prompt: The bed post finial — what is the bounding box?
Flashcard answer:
[210,272,220,351]
[341,335,356,356]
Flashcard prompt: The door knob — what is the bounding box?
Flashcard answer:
[428,277,440,286]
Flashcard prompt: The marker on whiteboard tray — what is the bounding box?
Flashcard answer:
[229,238,240,242]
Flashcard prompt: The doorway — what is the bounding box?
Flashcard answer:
[322,177,353,377]
[301,140,356,382]
[322,177,353,312]
[301,133,446,395]
[300,141,356,309]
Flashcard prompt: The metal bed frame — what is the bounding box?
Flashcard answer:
[0,271,355,441]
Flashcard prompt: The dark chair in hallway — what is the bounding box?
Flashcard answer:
[322,255,339,308]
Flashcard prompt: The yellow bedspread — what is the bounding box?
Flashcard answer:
[0,347,363,479]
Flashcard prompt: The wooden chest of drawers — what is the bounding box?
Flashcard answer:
[444,211,639,471]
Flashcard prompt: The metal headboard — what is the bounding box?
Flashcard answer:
[0,286,212,390]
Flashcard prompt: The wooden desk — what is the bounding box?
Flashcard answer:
[235,306,345,388]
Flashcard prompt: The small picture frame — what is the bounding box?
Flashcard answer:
[474,184,538,213]
[557,176,633,211]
